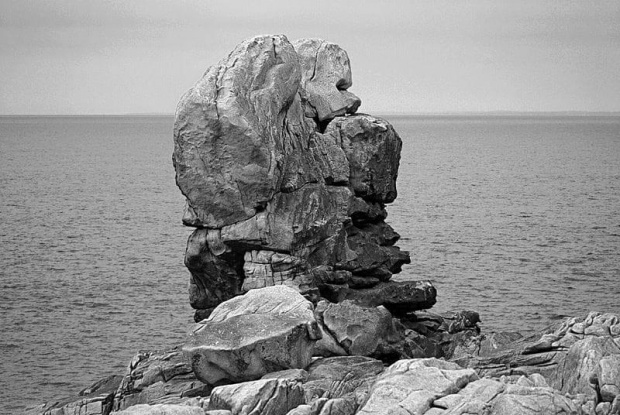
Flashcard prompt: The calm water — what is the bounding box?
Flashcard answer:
[1,115,619,413]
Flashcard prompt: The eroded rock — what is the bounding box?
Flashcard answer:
[113,404,205,415]
[357,358,479,415]
[173,34,414,319]
[436,376,582,415]
[293,38,361,122]
[595,355,620,403]
[320,281,436,315]
[451,311,620,409]
[113,347,209,411]
[303,356,384,405]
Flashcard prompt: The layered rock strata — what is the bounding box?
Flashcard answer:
[172,34,420,320]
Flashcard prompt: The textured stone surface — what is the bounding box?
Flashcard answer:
[28,375,121,415]
[357,358,479,415]
[318,301,394,356]
[208,378,305,415]
[593,354,620,403]
[436,376,582,415]
[451,311,620,403]
[303,356,384,404]
[321,281,437,315]
[313,300,425,362]
[173,34,413,318]
[173,34,302,228]
[357,359,583,415]
[34,311,620,414]
[34,395,115,415]
[323,115,400,203]
[113,347,209,411]
[183,286,319,385]
[241,250,316,298]
[293,38,361,122]
[113,404,205,415]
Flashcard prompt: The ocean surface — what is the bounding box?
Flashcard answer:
[1,114,619,413]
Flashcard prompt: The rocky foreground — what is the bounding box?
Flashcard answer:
[28,35,620,414]
[28,298,620,415]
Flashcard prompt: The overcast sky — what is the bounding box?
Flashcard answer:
[1,0,619,115]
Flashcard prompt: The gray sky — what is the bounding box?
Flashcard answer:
[1,0,619,115]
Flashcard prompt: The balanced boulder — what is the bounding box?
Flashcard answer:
[183,286,320,385]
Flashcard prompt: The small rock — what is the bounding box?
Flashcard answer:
[337,281,437,314]
[208,378,305,415]
[317,300,395,356]
[595,354,620,403]
[302,356,385,404]
[113,404,205,415]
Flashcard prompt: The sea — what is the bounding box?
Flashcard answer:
[1,114,619,413]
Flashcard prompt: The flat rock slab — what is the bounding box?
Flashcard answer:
[183,286,319,385]
[336,281,437,314]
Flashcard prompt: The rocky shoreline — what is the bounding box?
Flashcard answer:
[27,35,620,414]
[27,307,620,415]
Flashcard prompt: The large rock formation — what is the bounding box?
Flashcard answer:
[172,34,421,320]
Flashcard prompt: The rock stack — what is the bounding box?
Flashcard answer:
[172,34,433,322]
[29,35,620,415]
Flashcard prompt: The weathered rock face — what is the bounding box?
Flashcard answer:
[183,286,320,385]
[358,358,479,415]
[113,404,205,415]
[173,34,421,320]
[357,358,584,415]
[293,38,361,122]
[208,377,305,415]
[112,347,210,411]
[302,356,385,409]
[448,310,620,415]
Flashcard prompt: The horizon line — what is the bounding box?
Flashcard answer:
[1,110,620,117]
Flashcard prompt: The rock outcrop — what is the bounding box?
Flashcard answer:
[172,34,419,321]
[31,310,620,415]
[450,311,620,414]
[357,359,584,415]
[112,347,209,411]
